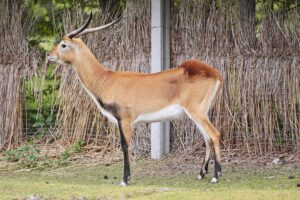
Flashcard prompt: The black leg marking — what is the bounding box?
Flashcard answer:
[118,121,130,184]
[213,159,222,180]
[96,97,131,184]
[97,97,130,185]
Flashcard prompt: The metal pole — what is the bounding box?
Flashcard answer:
[150,0,170,159]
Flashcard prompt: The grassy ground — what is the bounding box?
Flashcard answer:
[0,156,299,200]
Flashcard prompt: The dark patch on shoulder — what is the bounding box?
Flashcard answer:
[96,97,120,120]
[169,78,178,84]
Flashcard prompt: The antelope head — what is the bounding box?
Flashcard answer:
[47,12,119,65]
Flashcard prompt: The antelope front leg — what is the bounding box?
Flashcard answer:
[117,119,133,186]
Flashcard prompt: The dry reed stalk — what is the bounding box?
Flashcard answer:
[0,65,23,148]
[0,0,34,149]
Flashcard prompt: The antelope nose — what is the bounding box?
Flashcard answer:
[47,53,53,61]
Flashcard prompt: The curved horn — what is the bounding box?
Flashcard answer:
[67,12,93,39]
[75,16,121,37]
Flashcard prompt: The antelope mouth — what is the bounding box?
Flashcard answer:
[47,55,58,62]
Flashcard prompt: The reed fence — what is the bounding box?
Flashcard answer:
[0,0,299,158]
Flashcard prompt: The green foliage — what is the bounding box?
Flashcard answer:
[1,139,86,168]
[29,36,57,52]
[60,140,86,161]
[24,64,60,137]
[24,0,101,52]
[2,145,44,168]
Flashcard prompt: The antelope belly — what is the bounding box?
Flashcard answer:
[134,105,184,123]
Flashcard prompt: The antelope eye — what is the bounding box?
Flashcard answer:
[61,44,67,48]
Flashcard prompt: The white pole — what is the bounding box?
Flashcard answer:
[150,0,170,159]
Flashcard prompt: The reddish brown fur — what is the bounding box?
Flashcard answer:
[180,60,222,81]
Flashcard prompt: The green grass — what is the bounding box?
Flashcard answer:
[0,158,299,200]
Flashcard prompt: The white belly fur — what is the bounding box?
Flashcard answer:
[134,104,184,123]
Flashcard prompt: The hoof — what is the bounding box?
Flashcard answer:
[120,181,127,186]
[210,177,218,183]
[197,174,204,180]
[198,170,206,180]
[218,172,222,177]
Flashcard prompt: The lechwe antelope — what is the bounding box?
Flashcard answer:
[48,13,223,185]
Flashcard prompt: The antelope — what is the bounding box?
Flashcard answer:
[48,13,223,186]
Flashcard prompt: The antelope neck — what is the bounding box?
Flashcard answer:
[72,51,109,95]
